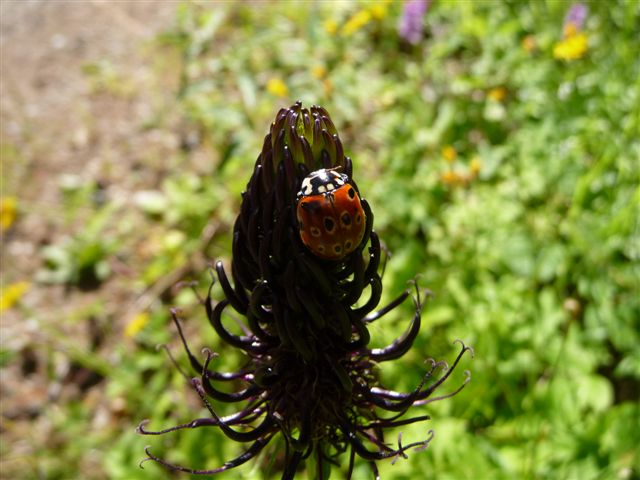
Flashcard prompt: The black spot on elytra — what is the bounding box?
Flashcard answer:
[301,200,322,214]
[324,217,335,232]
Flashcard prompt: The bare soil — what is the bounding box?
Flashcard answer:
[1,2,181,477]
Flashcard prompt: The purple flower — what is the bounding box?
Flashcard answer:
[398,0,431,45]
[564,3,588,30]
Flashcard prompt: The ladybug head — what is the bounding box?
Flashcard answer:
[297,168,349,199]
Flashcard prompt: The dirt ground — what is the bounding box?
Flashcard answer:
[1,2,181,476]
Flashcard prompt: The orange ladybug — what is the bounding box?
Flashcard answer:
[296,169,366,260]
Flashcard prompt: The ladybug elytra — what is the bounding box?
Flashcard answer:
[296,169,366,260]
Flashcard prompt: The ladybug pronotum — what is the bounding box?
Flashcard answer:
[296,169,366,260]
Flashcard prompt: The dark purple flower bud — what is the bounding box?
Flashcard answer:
[398,0,431,45]
[138,102,472,479]
[564,2,588,31]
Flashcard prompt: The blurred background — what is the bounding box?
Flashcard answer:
[1,1,638,479]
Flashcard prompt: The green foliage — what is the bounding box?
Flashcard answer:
[150,1,639,478]
[37,180,119,287]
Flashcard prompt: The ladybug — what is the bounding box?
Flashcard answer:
[296,168,366,260]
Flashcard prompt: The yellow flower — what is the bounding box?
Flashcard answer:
[343,9,371,36]
[487,87,507,102]
[470,157,482,177]
[266,78,289,98]
[125,312,150,338]
[312,65,327,79]
[522,35,536,53]
[369,4,388,20]
[1,197,17,231]
[441,145,457,163]
[0,281,30,312]
[441,170,466,186]
[553,31,588,61]
[323,19,338,36]
[563,22,579,39]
